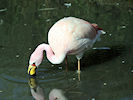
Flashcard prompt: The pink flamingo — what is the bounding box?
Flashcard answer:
[27,17,105,76]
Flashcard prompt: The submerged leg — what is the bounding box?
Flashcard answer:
[65,56,68,72]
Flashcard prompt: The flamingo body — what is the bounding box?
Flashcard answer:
[28,17,105,76]
[48,17,97,59]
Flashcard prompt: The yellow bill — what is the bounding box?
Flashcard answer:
[28,64,37,76]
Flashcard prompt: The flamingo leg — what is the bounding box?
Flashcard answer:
[78,72,81,81]
[77,59,81,73]
[76,53,83,74]
[78,59,81,81]
[78,60,80,72]
[65,56,68,72]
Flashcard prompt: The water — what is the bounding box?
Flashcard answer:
[0,0,133,100]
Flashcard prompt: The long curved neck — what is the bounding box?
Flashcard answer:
[36,43,65,64]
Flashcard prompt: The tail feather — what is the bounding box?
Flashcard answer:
[91,23,106,43]
[91,23,106,34]
[93,29,106,43]
[98,30,106,35]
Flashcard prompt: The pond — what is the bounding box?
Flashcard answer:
[0,0,133,100]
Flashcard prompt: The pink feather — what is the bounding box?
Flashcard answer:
[29,17,104,66]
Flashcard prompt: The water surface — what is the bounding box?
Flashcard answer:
[0,0,133,100]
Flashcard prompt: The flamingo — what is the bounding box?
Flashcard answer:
[27,17,105,76]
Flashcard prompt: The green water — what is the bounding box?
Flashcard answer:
[0,0,133,100]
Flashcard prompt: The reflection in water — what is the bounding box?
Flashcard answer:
[31,87,44,100]
[28,77,67,100]
[29,77,45,100]
[0,0,133,99]
[49,89,67,100]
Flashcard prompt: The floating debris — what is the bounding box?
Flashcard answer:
[16,55,20,58]
[103,82,107,86]
[46,19,50,22]
[109,34,112,36]
[93,47,111,50]
[29,48,31,50]
[0,90,3,93]
[122,60,125,64]
[64,3,71,8]
[73,78,76,80]
[42,4,45,6]
[92,98,95,100]
[129,9,132,13]
[0,8,7,12]
[38,8,57,11]
[58,67,62,70]
[51,65,54,67]
[116,3,119,6]
[24,23,27,26]
[0,19,3,25]
[121,25,126,29]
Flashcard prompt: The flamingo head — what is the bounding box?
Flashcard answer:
[28,51,43,76]
[28,63,37,76]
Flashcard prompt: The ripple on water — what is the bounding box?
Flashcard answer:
[0,66,77,85]
[0,73,27,84]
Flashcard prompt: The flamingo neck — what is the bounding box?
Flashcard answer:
[36,43,65,64]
